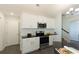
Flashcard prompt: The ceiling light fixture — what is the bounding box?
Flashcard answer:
[66,11,70,14]
[65,7,79,15]
[75,8,79,12]
[10,12,14,15]
[69,8,74,11]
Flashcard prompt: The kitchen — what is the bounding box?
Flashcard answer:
[20,13,61,53]
[0,4,74,54]
[1,1,79,59]
[19,4,79,54]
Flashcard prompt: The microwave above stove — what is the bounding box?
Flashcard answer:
[37,23,47,28]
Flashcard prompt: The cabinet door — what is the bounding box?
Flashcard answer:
[21,14,37,28]
[47,18,55,28]
[53,35,62,48]
[31,18,37,28]
[53,35,61,41]
[37,16,46,23]
[21,14,31,28]
[31,37,40,51]
[21,19,37,28]
[22,38,32,53]
[22,37,39,53]
[49,35,53,46]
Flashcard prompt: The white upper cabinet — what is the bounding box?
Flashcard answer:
[36,16,47,23]
[20,13,55,29]
[46,18,55,28]
[20,13,37,28]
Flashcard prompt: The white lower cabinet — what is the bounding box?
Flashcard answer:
[53,35,61,41]
[21,37,39,53]
[49,35,53,46]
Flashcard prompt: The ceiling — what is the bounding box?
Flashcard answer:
[0,4,74,17]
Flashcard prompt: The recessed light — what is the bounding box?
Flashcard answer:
[69,8,74,11]
[75,8,79,12]
[10,12,14,15]
[66,11,70,14]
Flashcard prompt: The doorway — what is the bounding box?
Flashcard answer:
[5,16,19,46]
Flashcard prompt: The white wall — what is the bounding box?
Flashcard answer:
[0,13,19,51]
[0,12,5,51]
[63,15,79,32]
[54,12,62,42]
[4,16,19,47]
[70,22,79,41]
[62,15,79,42]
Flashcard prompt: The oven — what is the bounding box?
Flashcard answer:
[40,36,49,44]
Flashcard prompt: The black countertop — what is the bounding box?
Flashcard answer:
[22,34,57,39]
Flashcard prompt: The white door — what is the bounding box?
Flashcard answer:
[5,17,19,46]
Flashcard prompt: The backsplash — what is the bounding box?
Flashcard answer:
[20,28,55,36]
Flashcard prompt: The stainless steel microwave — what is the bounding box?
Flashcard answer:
[37,23,47,28]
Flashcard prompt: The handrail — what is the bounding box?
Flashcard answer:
[62,28,69,34]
